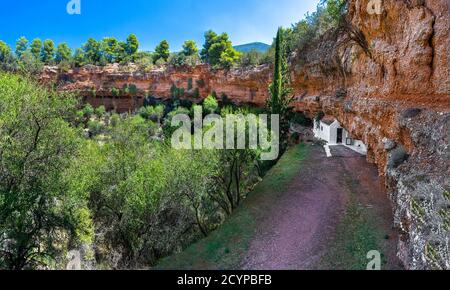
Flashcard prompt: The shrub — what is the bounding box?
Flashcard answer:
[111,87,120,97]
[88,119,104,137]
[95,105,107,118]
[203,94,219,114]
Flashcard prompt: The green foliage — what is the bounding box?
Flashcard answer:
[182,40,199,56]
[154,57,167,66]
[101,37,123,63]
[95,105,107,118]
[82,38,101,65]
[285,0,347,55]
[17,50,43,75]
[203,94,219,114]
[87,119,105,137]
[134,51,153,71]
[123,84,138,96]
[154,40,170,63]
[111,87,120,97]
[30,39,43,60]
[138,104,165,122]
[0,73,91,269]
[238,49,264,67]
[15,37,29,59]
[0,41,16,71]
[170,84,185,99]
[82,103,95,119]
[201,31,241,69]
[168,52,200,68]
[41,39,55,64]
[73,48,86,67]
[76,114,221,267]
[125,34,139,56]
[55,43,72,64]
[266,28,293,153]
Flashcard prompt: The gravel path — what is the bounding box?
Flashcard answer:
[242,145,399,270]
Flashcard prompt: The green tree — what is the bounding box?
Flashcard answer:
[125,34,139,56]
[30,39,43,60]
[41,39,55,64]
[200,30,218,62]
[266,28,293,153]
[182,40,199,56]
[17,50,43,75]
[82,38,101,64]
[0,73,92,270]
[154,40,170,63]
[0,41,12,63]
[0,41,17,72]
[201,31,241,69]
[101,37,121,63]
[15,37,29,59]
[55,43,72,63]
[73,48,86,67]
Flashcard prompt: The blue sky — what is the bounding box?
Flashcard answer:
[0,0,320,51]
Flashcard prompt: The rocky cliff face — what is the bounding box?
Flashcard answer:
[41,0,449,269]
[41,63,271,112]
[293,0,449,269]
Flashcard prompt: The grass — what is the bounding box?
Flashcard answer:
[156,144,308,269]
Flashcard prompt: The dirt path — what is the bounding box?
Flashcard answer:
[242,145,400,270]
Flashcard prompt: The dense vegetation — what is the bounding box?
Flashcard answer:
[284,0,347,55]
[0,72,281,269]
[0,32,243,73]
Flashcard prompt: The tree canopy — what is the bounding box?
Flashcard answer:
[201,30,241,69]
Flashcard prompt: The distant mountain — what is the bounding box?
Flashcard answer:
[233,42,271,53]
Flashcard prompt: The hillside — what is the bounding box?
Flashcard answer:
[233,42,270,53]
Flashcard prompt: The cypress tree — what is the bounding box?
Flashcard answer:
[267,27,293,153]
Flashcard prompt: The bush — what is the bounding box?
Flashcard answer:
[0,73,92,269]
[83,104,95,119]
[95,105,107,118]
[138,104,165,122]
[88,119,104,137]
[111,87,120,97]
[203,94,218,114]
[134,52,154,72]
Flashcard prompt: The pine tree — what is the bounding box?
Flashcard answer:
[30,39,43,60]
[41,39,55,64]
[15,37,29,60]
